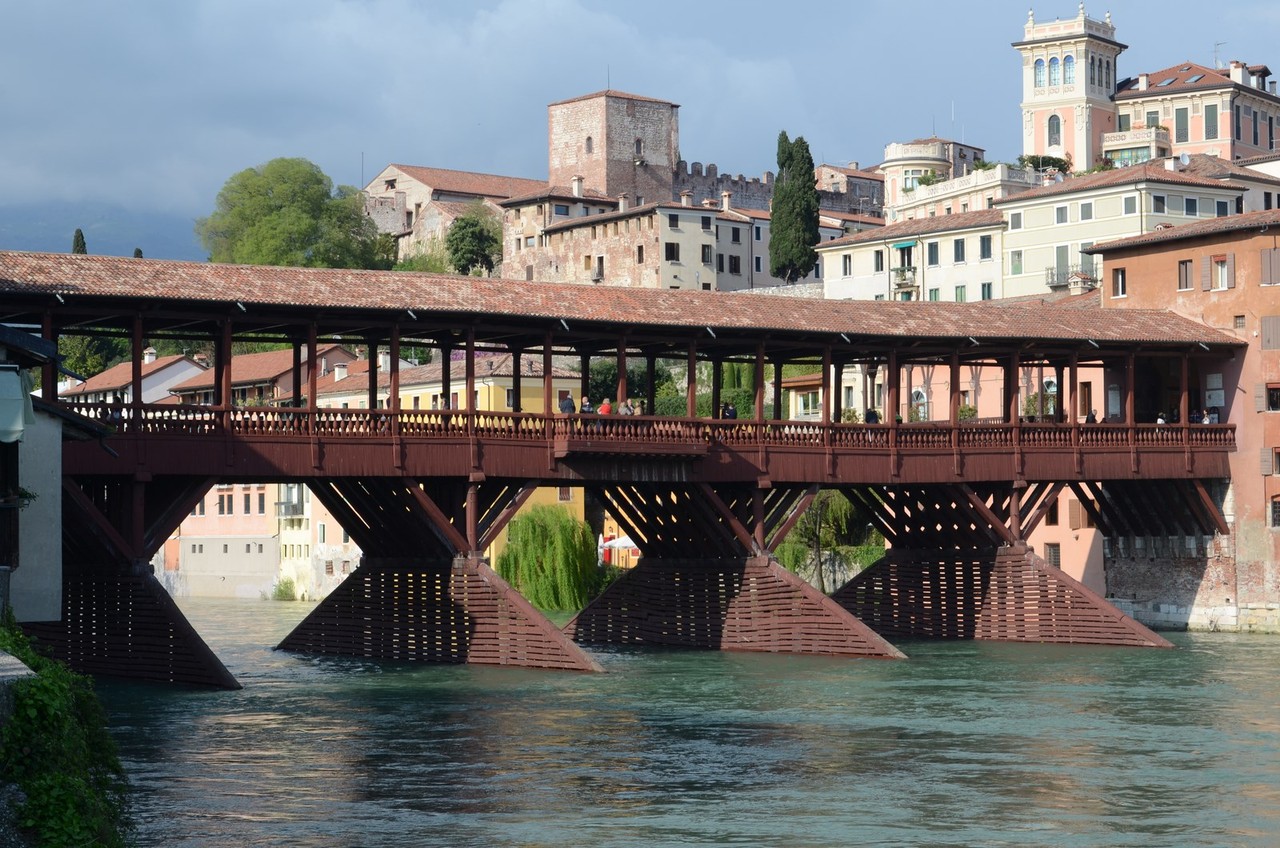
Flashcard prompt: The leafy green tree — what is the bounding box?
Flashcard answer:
[59,334,127,381]
[769,131,820,283]
[72,229,87,254]
[132,248,143,258]
[774,490,879,593]
[586,358,673,408]
[196,157,382,269]
[1017,153,1072,173]
[445,201,501,275]
[496,505,603,610]
[395,234,451,273]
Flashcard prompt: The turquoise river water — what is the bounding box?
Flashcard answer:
[96,597,1280,847]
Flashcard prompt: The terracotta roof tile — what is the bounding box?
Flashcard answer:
[500,185,617,207]
[0,251,1240,349]
[169,344,351,391]
[818,209,1003,249]
[317,351,574,397]
[994,162,1242,204]
[1085,207,1280,254]
[1116,61,1280,103]
[387,165,545,200]
[63,354,199,395]
[547,89,678,108]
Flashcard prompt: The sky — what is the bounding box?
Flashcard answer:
[4,0,1280,259]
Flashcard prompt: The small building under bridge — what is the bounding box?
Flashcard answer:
[0,250,1245,687]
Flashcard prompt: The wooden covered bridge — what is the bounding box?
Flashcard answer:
[0,251,1241,687]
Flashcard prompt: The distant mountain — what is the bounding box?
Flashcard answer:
[0,201,206,261]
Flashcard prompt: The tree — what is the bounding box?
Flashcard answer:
[196,157,383,269]
[133,248,143,258]
[495,505,603,610]
[395,234,451,273]
[769,131,820,283]
[445,201,501,275]
[774,490,880,593]
[72,229,86,254]
[59,334,127,381]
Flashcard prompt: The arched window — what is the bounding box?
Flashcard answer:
[1063,55,1075,85]
[1105,60,1112,90]
[634,138,644,156]
[1090,57,1096,86]
[1034,59,1046,88]
[585,136,593,154]
[1049,57,1060,86]
[911,389,928,421]
[1048,115,1062,147]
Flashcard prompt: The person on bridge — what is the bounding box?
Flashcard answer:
[865,408,879,424]
[580,396,594,414]
[1085,409,1098,424]
[559,395,576,414]
[618,398,635,415]
[598,397,613,415]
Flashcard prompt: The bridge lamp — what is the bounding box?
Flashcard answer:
[705,327,716,338]
[1198,342,1210,351]
[407,309,417,321]
[840,333,851,343]
[967,336,979,347]
[236,301,246,313]
[1086,339,1099,348]
[560,319,570,331]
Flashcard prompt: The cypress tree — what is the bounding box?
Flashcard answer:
[72,229,87,254]
[133,248,143,258]
[769,131,820,284]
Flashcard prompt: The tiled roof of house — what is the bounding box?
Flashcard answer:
[388,165,546,200]
[817,164,885,182]
[1238,151,1280,166]
[1116,61,1280,102]
[168,344,351,391]
[499,185,617,207]
[1177,154,1280,187]
[0,251,1241,348]
[817,209,1004,249]
[548,89,678,108]
[63,354,198,396]
[317,351,575,397]
[540,200,724,234]
[1085,208,1280,254]
[993,162,1243,204]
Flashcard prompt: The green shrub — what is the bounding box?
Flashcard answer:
[271,576,297,601]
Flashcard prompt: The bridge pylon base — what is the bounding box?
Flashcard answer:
[23,565,241,689]
[565,555,906,659]
[278,556,603,672]
[832,544,1173,648]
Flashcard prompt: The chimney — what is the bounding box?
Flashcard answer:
[680,190,692,207]
[846,161,859,170]
[571,175,583,197]
[1137,73,1149,91]
[618,193,629,211]
[143,346,157,364]
[193,352,209,366]
[1271,81,1277,95]
[1229,61,1247,85]
[721,190,732,211]
[379,350,390,371]
[334,362,348,381]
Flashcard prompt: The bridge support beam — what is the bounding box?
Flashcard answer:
[565,555,905,659]
[833,545,1173,648]
[278,555,603,671]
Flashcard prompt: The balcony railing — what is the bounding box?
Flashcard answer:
[1044,264,1097,288]
[891,266,917,287]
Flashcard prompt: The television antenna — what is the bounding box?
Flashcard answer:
[1214,41,1227,69]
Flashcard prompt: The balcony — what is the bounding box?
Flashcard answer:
[275,501,305,517]
[1102,126,1171,159]
[891,266,917,287]
[1044,264,1097,289]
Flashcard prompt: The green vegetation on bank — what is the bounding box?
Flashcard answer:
[0,613,130,847]
[496,505,612,611]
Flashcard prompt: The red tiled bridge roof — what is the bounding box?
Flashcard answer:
[0,250,1240,351]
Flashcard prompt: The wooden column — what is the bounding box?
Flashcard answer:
[711,357,722,416]
[291,340,303,407]
[1179,351,1190,425]
[510,345,522,413]
[949,352,961,423]
[772,359,783,420]
[903,362,913,422]
[832,355,843,423]
[1054,364,1065,422]
[616,338,628,405]
[821,346,832,426]
[686,342,698,418]
[754,344,765,420]
[579,353,591,406]
[466,482,479,553]
[307,323,318,414]
[465,328,476,412]
[645,355,656,416]
[389,325,401,413]
[440,344,452,409]
[41,311,57,400]
[543,332,554,414]
[218,319,233,409]
[366,340,379,411]
[886,350,900,426]
[130,313,144,408]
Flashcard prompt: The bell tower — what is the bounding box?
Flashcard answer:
[1012,5,1126,169]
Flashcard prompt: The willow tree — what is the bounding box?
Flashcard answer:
[774,490,877,593]
[496,505,601,611]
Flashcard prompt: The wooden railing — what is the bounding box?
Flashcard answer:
[62,402,1237,452]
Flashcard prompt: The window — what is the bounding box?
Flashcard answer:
[1216,199,1230,217]
[953,239,966,263]
[1272,497,1280,528]
[981,281,993,300]
[1049,57,1060,86]
[1235,315,1246,329]
[1112,267,1127,297]
[1146,110,1159,130]
[1048,115,1062,147]
[1178,259,1193,290]
[1063,54,1075,84]
[1034,59,1046,87]
[1010,212,1023,230]
[927,241,940,266]
[954,284,967,302]
[1055,205,1068,224]
[1011,250,1023,275]
[842,255,852,276]
[636,244,644,264]
[755,256,762,273]
[928,287,940,301]
[243,493,251,514]
[701,215,712,231]
[1175,107,1189,143]
[731,227,741,244]
[1205,103,1218,140]
[728,255,741,275]
[584,136,593,154]
[1153,195,1166,214]
[1268,384,1280,412]
[1185,197,1199,216]
[716,254,724,272]
[874,250,885,272]
[1123,196,1137,215]
[754,225,762,241]
[664,242,680,262]
[1209,254,1232,289]
[668,213,680,228]
[979,235,992,260]
[319,524,326,544]
[1043,543,1062,567]
[1080,201,1093,221]
[1118,113,1131,132]
[635,138,644,156]
[701,244,713,264]
[505,388,515,408]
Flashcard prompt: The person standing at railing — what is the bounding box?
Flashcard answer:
[579,396,594,414]
[558,395,576,414]
[1085,409,1097,424]
[618,398,635,415]
[598,397,612,415]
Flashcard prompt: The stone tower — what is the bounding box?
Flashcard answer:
[1012,5,1126,169]
[547,90,679,205]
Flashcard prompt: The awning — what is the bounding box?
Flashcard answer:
[0,366,28,443]
[891,240,916,249]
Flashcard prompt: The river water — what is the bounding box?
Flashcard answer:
[97,597,1280,847]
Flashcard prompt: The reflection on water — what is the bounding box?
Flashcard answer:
[97,598,1280,847]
